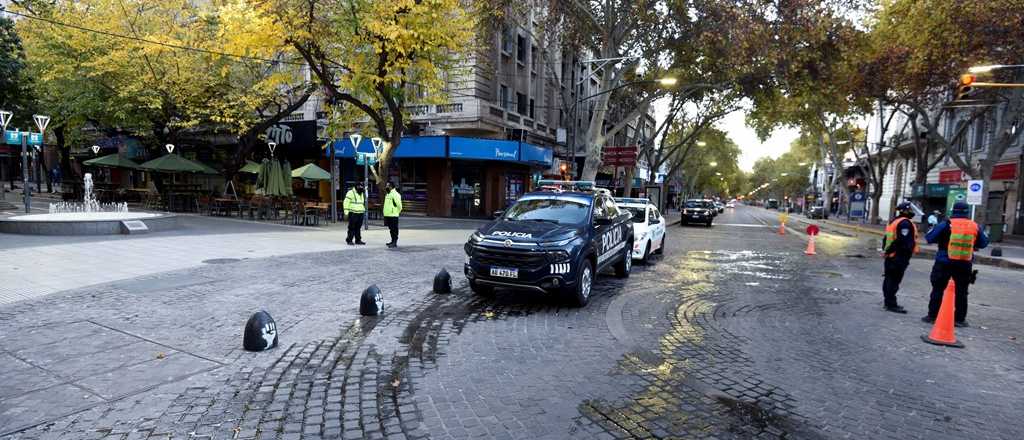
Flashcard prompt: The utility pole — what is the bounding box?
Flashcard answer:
[21,131,29,212]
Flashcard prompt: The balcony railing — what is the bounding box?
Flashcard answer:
[435,103,464,113]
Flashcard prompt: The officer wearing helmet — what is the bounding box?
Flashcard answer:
[923,201,988,327]
[880,201,919,313]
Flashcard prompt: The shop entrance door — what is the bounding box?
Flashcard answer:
[452,164,484,218]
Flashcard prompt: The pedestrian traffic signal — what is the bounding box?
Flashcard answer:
[955,73,976,100]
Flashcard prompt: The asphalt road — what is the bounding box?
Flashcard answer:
[1,205,1021,439]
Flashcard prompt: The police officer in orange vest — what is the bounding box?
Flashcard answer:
[923,201,988,327]
[881,202,918,313]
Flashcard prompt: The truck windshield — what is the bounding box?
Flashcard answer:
[504,198,590,225]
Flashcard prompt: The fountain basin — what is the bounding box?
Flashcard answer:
[0,212,179,235]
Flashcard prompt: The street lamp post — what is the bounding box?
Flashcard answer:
[0,110,10,202]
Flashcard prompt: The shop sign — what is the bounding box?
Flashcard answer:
[939,169,964,184]
[449,137,519,162]
[992,162,1018,181]
[265,120,317,152]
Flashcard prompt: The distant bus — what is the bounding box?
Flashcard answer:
[766,199,779,209]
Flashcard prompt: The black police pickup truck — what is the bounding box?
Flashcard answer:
[464,182,633,307]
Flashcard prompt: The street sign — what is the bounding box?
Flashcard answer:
[356,152,378,166]
[966,179,983,205]
[4,130,21,145]
[28,133,43,146]
[806,224,820,236]
[849,191,866,218]
[602,145,638,166]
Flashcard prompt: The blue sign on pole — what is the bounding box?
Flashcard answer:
[4,130,22,145]
[28,132,43,146]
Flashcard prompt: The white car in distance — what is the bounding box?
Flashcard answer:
[614,198,666,263]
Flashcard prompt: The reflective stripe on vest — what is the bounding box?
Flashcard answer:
[883,218,919,257]
[948,218,978,261]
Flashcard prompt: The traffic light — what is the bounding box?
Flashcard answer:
[955,73,976,100]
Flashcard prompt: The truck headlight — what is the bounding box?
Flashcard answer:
[470,231,484,243]
[540,237,575,247]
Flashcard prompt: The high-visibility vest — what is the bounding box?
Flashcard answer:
[343,189,366,215]
[883,217,918,257]
[383,189,402,217]
[947,218,978,261]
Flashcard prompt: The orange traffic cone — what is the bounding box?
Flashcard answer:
[921,280,964,348]
[804,235,816,255]
[778,223,786,235]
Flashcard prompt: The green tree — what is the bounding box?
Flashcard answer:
[865,0,1024,226]
[0,14,30,124]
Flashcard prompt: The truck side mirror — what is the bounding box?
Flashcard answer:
[492,210,505,220]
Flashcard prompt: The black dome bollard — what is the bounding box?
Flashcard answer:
[243,311,278,352]
[361,285,384,316]
[991,247,1003,257]
[433,268,452,294]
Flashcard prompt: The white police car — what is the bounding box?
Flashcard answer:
[614,198,666,263]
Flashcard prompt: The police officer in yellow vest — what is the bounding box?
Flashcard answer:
[881,202,918,314]
[923,201,988,326]
[383,181,402,248]
[343,182,367,245]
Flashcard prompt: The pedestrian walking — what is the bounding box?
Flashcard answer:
[383,181,402,248]
[880,202,918,314]
[922,201,988,327]
[343,182,366,245]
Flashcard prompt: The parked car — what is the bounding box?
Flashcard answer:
[807,205,828,219]
[615,198,667,263]
[681,199,715,226]
[464,182,633,307]
[726,200,736,209]
[766,199,779,209]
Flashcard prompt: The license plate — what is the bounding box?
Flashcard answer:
[490,267,518,278]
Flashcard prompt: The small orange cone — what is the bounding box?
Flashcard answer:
[778,223,786,235]
[922,280,964,348]
[804,235,816,255]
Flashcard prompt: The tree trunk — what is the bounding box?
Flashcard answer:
[623,167,635,197]
[974,159,995,228]
[870,190,882,224]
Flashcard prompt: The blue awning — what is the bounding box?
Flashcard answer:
[450,137,519,162]
[520,142,553,167]
[328,138,376,157]
[394,136,446,158]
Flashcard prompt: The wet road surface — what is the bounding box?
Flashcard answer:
[2,205,1021,439]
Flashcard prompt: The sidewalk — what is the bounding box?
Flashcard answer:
[794,215,1024,270]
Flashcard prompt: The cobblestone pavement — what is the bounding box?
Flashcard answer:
[2,206,1021,439]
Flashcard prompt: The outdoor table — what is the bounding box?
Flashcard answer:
[211,198,240,217]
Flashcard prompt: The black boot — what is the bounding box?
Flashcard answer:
[884,305,907,314]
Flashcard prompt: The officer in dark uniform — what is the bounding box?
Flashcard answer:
[881,202,918,313]
[923,201,988,327]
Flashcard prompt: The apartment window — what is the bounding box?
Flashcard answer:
[531,46,539,73]
[501,26,513,55]
[529,99,535,119]
[973,116,988,151]
[500,85,511,111]
[517,92,527,115]
[516,35,527,64]
[954,120,967,153]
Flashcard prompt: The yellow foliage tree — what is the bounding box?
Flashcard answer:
[262,0,478,191]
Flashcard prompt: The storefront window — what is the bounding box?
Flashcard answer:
[397,159,428,212]
[506,174,526,207]
[452,164,484,217]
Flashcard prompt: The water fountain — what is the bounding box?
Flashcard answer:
[0,173,179,235]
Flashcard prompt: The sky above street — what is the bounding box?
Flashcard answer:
[718,111,800,171]
[652,99,801,172]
